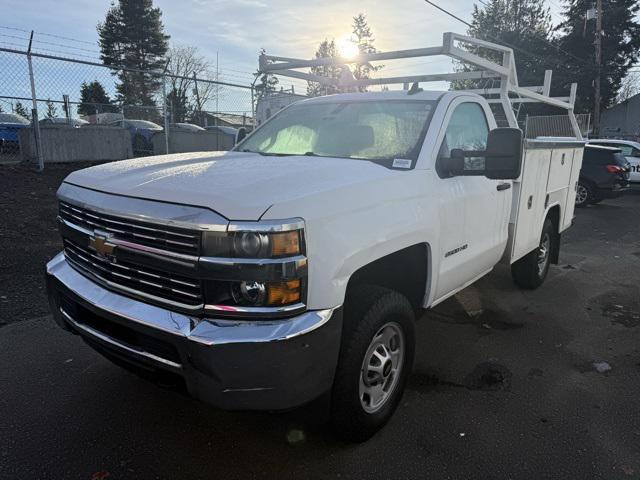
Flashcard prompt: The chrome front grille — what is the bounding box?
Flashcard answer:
[59,201,201,255]
[63,238,203,308]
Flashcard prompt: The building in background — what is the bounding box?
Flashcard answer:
[600,93,640,139]
[201,112,254,130]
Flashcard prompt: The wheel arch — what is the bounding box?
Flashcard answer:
[544,204,561,264]
[344,242,431,312]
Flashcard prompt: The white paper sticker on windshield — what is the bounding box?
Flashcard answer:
[393,158,412,169]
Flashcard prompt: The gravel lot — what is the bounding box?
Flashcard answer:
[0,162,99,326]
[1,165,640,479]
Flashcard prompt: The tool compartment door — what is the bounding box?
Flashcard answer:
[507,140,585,263]
[508,145,551,263]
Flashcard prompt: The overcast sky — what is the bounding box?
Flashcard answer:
[2,0,567,93]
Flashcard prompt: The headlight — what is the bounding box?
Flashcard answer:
[201,219,307,316]
[228,279,302,307]
[202,228,303,259]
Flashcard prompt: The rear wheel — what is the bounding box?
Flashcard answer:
[511,217,556,289]
[330,285,415,442]
[575,180,594,207]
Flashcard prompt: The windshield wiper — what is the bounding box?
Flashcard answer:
[240,149,297,157]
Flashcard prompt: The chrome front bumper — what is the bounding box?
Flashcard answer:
[46,252,343,410]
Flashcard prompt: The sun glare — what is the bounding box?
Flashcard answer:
[337,37,359,60]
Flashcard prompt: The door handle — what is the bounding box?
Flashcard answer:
[497,183,511,191]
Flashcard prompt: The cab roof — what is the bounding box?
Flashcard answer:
[297,90,452,105]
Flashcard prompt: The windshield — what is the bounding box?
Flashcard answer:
[0,113,30,125]
[237,100,436,165]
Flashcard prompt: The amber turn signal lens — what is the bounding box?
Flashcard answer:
[267,279,301,305]
[270,231,300,256]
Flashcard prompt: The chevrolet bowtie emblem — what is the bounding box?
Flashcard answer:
[89,231,115,258]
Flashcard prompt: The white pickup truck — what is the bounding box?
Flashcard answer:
[46,34,585,441]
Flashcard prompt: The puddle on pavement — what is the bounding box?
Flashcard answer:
[601,303,640,328]
[592,288,640,328]
[430,299,525,333]
[410,361,513,392]
[464,362,512,391]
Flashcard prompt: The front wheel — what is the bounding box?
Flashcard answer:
[330,286,415,442]
[511,217,556,289]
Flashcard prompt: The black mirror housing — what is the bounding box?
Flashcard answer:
[484,128,523,179]
[445,128,523,180]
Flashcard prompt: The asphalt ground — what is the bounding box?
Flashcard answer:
[1,170,640,479]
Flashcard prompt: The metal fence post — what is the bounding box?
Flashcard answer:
[162,71,170,154]
[26,31,43,170]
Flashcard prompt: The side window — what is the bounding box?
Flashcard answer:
[617,145,633,156]
[437,102,489,173]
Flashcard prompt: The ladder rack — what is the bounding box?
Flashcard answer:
[259,32,582,140]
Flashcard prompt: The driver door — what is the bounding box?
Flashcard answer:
[434,100,511,300]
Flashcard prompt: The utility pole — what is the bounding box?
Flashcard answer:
[215,51,219,129]
[593,0,603,135]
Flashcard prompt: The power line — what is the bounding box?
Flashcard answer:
[33,30,97,46]
[0,25,29,33]
[33,37,101,55]
[0,42,102,61]
[424,0,593,69]
[0,32,29,43]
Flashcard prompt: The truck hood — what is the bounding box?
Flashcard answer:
[65,151,395,220]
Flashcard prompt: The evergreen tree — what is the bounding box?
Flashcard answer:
[45,99,58,118]
[255,48,279,98]
[97,0,170,106]
[555,0,640,113]
[351,13,383,91]
[462,0,555,89]
[166,87,191,123]
[307,39,341,97]
[78,80,117,116]
[14,102,30,120]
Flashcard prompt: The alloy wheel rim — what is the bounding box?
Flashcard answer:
[537,233,551,276]
[359,322,405,414]
[576,184,588,205]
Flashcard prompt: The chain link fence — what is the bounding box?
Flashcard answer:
[0,47,255,168]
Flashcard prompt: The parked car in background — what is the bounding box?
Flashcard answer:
[588,139,640,183]
[40,118,89,128]
[109,119,163,155]
[576,145,631,207]
[170,122,205,132]
[205,125,239,145]
[0,113,30,154]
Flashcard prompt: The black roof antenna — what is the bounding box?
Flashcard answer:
[407,82,423,95]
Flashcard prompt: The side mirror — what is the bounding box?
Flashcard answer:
[445,128,523,180]
[235,127,247,144]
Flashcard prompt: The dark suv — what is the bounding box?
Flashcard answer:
[576,145,631,207]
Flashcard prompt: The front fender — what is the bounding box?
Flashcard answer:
[263,170,440,309]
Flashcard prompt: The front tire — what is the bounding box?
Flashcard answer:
[511,217,556,289]
[330,286,415,442]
